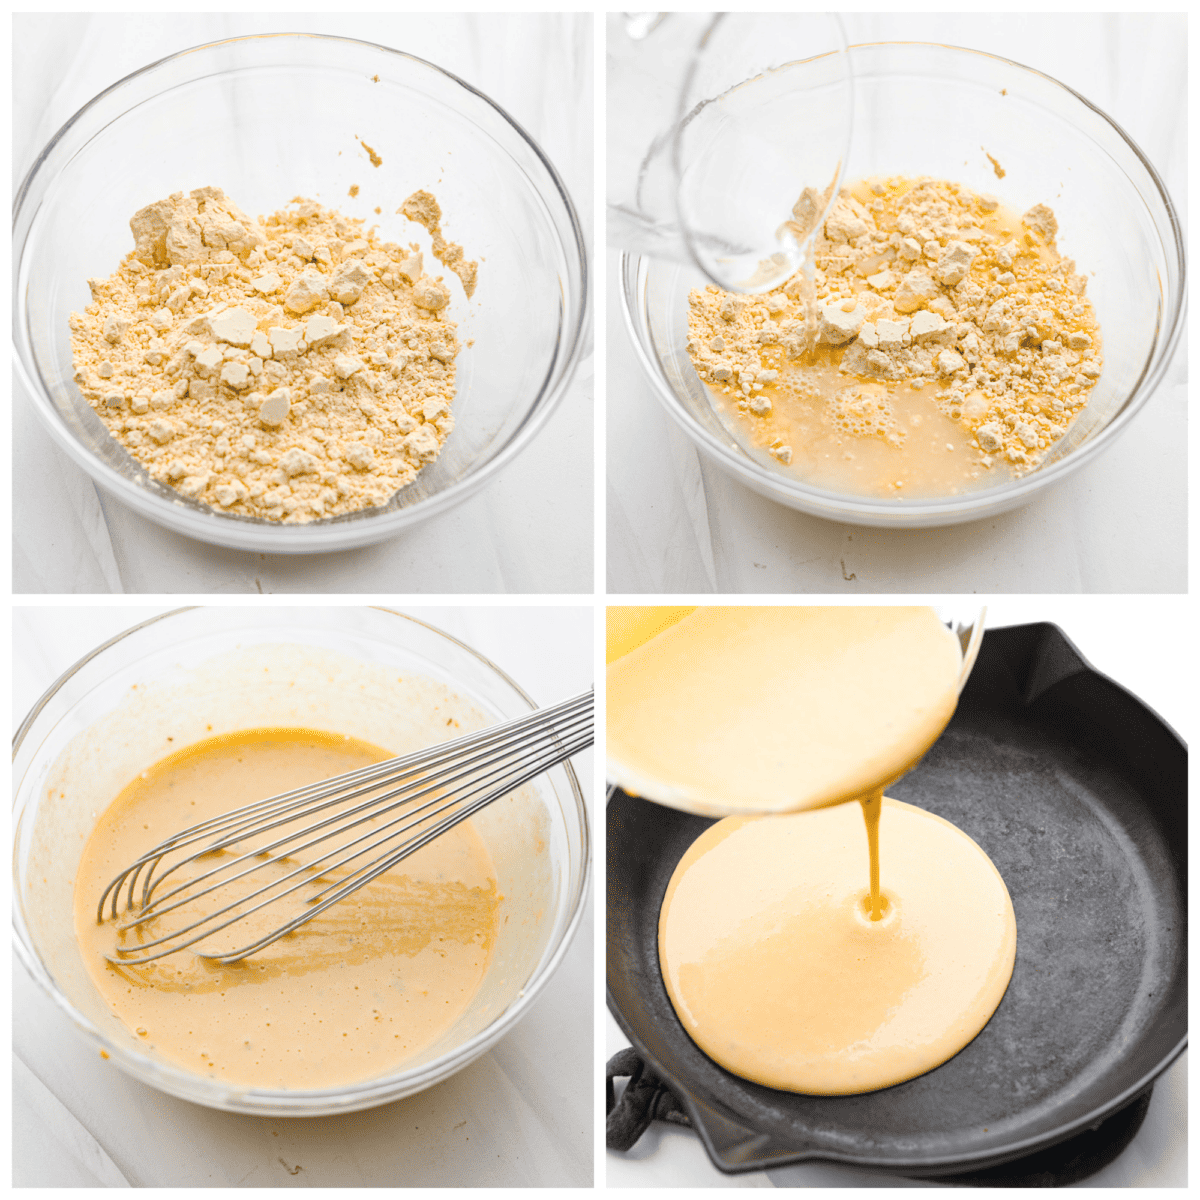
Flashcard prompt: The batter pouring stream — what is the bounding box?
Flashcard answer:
[861,788,884,921]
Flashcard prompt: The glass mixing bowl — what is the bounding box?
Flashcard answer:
[619,43,1185,528]
[12,608,590,1116]
[14,34,589,553]
[605,602,984,815]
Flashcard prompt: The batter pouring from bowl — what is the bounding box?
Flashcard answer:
[607,605,1017,1095]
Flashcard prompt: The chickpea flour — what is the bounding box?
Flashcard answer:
[70,186,478,522]
[687,176,1104,499]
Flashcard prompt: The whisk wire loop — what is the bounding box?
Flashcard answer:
[102,695,589,919]
[124,698,588,922]
[97,690,592,965]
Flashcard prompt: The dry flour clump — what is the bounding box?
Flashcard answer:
[400,190,478,299]
[687,176,1103,494]
[70,186,472,523]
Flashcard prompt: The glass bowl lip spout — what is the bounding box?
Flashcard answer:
[620,40,1186,527]
[12,605,591,1113]
[13,31,591,552]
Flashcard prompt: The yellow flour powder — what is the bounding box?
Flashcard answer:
[70,186,474,523]
[687,176,1104,496]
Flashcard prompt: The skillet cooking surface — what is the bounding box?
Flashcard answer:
[606,623,1186,1175]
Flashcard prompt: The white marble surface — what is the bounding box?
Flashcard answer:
[13,605,594,1187]
[606,598,1189,1187]
[13,13,593,594]
[607,13,1187,594]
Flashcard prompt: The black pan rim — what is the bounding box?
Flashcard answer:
[606,985,1186,1176]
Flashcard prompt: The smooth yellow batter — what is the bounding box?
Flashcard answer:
[606,606,963,814]
[659,798,1016,1094]
[606,607,697,664]
[72,728,500,1090]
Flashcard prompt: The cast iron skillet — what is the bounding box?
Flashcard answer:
[607,623,1187,1177]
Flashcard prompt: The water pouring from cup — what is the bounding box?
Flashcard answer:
[607,12,854,293]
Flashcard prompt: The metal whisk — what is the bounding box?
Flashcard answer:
[98,689,592,965]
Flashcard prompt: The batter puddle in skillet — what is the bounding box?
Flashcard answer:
[608,606,1017,1095]
[658,796,1016,1094]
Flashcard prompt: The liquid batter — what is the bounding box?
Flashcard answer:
[606,606,962,814]
[72,728,500,1090]
[659,798,1016,1094]
[606,606,697,664]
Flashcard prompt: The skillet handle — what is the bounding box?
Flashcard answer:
[685,1092,813,1174]
[980,622,1090,705]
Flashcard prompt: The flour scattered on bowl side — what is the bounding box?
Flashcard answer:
[69,186,471,523]
[358,137,383,168]
[400,190,478,299]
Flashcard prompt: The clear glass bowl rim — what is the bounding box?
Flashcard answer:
[620,40,1186,527]
[13,32,591,553]
[12,605,591,1115]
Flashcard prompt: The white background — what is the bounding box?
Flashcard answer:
[607,13,1188,593]
[13,13,594,595]
[605,598,1188,1186]
[13,604,594,1187]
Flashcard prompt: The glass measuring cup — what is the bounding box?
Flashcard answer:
[607,13,853,293]
[605,604,986,815]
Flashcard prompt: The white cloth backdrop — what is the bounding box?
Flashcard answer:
[14,14,593,595]
[605,597,1188,1186]
[607,13,1187,594]
[13,605,594,1187]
